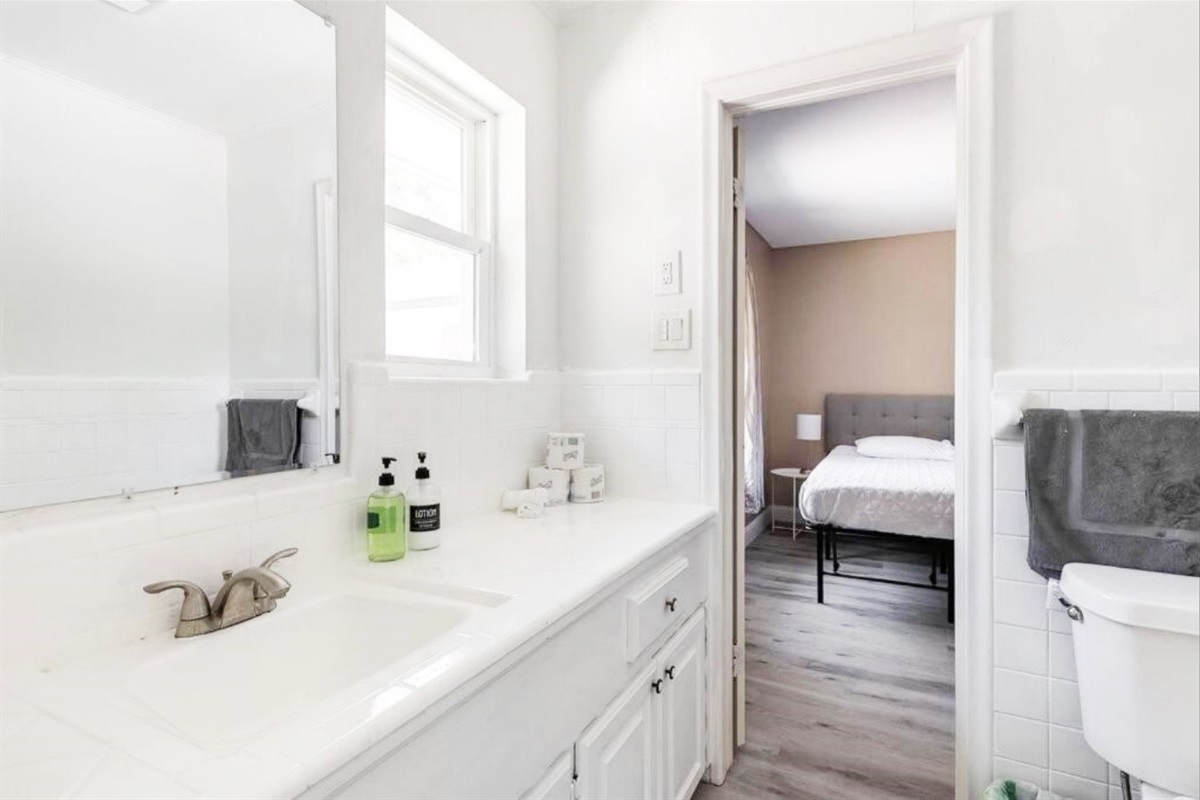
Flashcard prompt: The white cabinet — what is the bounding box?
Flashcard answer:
[576,665,659,800]
[658,610,706,800]
[576,608,706,800]
[522,752,575,800]
[319,521,715,800]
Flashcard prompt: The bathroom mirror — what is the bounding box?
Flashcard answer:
[0,0,338,512]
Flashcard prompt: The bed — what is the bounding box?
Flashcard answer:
[798,393,956,621]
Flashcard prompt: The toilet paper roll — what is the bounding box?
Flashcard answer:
[546,432,586,470]
[528,466,570,505]
[569,464,606,504]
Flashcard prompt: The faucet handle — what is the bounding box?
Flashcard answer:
[143,580,212,621]
[260,547,298,570]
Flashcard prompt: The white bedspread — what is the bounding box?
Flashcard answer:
[798,445,955,540]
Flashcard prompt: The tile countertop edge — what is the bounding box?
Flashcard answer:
[1,499,717,800]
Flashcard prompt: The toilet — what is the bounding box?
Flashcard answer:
[1060,563,1200,800]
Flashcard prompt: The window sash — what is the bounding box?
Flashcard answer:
[384,46,496,371]
[384,208,493,368]
[385,75,485,237]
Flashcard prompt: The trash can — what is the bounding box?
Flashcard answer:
[985,779,1065,800]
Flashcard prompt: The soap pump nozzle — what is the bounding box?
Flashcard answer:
[378,456,397,487]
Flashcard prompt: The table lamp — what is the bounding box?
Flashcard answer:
[796,413,822,469]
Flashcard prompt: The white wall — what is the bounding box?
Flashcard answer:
[556,1,1200,373]
[0,57,231,379]
[556,1,1199,794]
[227,107,336,382]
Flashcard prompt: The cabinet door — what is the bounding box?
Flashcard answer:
[576,665,658,800]
[521,751,574,800]
[658,608,706,800]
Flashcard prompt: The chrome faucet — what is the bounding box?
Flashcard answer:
[144,548,297,638]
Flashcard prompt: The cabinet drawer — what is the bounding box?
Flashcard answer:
[625,556,699,661]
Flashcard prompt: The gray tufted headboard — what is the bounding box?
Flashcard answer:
[824,394,955,451]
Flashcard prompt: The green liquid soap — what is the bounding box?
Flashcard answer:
[367,457,406,562]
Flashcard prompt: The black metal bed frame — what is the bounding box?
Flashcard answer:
[813,525,955,624]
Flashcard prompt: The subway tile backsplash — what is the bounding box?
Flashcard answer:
[988,367,1198,794]
[0,377,226,511]
[0,365,706,670]
[561,369,703,504]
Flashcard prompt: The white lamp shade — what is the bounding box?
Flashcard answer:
[796,413,822,442]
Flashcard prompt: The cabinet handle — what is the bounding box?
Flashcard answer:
[664,666,675,680]
[652,679,663,694]
[665,597,678,612]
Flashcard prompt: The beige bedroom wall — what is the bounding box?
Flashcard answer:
[758,230,955,473]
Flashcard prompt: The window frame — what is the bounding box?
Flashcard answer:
[383,46,496,374]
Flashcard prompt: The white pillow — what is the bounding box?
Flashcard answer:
[855,435,954,461]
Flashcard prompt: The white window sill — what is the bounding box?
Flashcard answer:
[348,360,551,386]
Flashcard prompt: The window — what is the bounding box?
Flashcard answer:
[384,51,494,367]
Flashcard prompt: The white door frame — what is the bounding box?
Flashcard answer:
[700,18,995,797]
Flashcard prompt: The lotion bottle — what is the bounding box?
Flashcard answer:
[406,452,441,550]
[366,457,406,562]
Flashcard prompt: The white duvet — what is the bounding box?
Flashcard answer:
[798,445,955,540]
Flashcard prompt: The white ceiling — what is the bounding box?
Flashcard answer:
[742,77,956,249]
[532,1,600,27]
[0,0,334,137]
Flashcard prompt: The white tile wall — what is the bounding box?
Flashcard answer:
[1,378,227,511]
[988,367,1198,795]
[0,365,566,671]
[561,369,702,503]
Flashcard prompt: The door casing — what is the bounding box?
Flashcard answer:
[699,18,996,798]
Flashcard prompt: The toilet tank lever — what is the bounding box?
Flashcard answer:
[1058,596,1084,622]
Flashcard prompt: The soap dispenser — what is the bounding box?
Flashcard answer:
[406,452,441,550]
[366,457,406,562]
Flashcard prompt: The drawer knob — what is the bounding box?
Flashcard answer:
[664,666,675,680]
[652,679,663,694]
[665,597,678,612]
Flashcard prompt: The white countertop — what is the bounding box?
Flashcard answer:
[0,499,714,800]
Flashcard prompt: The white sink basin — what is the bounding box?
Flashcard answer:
[127,591,471,744]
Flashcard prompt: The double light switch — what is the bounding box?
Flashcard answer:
[653,309,691,350]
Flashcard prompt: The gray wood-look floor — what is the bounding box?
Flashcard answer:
[694,530,955,800]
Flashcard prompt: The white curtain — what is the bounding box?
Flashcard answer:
[743,262,765,515]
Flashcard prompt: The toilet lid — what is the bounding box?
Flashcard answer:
[1060,563,1200,636]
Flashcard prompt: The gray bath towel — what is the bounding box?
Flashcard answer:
[1023,409,1200,579]
[225,399,300,478]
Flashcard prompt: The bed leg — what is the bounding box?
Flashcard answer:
[947,541,955,625]
[831,530,840,573]
[929,545,938,586]
[816,527,825,604]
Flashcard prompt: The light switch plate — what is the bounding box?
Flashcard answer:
[653,252,682,295]
[652,309,691,350]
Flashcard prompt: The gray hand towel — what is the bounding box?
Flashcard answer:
[224,399,300,478]
[1023,408,1200,579]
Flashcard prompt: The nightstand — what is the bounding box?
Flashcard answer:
[769,467,811,540]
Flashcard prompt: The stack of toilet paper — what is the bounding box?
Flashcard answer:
[529,432,605,504]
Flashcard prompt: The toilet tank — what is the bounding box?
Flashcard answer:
[1060,564,1200,798]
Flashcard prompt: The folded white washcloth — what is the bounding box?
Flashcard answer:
[516,500,544,519]
[502,488,549,510]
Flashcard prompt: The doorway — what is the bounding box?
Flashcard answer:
[699,19,995,798]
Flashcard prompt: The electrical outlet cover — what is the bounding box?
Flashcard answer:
[653,252,682,295]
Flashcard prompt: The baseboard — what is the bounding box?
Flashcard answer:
[745,510,770,546]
